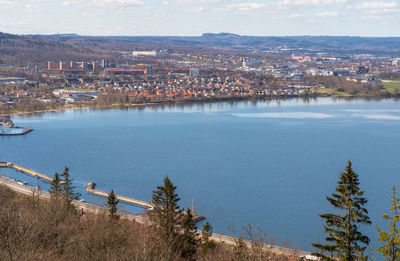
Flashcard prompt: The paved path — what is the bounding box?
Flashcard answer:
[0,175,314,259]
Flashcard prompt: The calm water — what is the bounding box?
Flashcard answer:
[1,97,400,254]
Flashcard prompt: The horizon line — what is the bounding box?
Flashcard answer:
[2,31,400,38]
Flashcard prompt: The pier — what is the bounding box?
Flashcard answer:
[0,175,310,259]
[0,162,52,181]
[0,127,33,136]
[0,161,204,222]
[85,182,155,209]
[85,182,205,222]
[0,115,33,136]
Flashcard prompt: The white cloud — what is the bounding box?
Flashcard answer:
[173,0,220,3]
[289,13,305,18]
[91,0,144,7]
[227,3,266,12]
[184,6,205,12]
[356,1,397,9]
[62,0,144,8]
[316,11,339,16]
[277,0,347,7]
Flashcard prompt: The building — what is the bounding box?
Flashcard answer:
[189,68,200,77]
[133,51,157,56]
[48,61,57,70]
[132,50,168,56]
[145,66,153,74]
[101,59,109,68]
[0,77,27,84]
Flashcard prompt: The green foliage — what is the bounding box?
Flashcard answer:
[312,160,371,261]
[59,166,80,208]
[49,172,63,198]
[151,175,183,255]
[377,186,400,261]
[201,222,216,253]
[180,208,198,260]
[107,189,120,220]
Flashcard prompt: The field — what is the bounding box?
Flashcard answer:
[382,82,400,93]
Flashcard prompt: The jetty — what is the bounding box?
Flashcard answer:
[0,161,204,222]
[0,162,52,181]
[86,182,205,222]
[0,175,311,259]
[0,127,33,136]
[0,115,33,136]
[85,182,155,209]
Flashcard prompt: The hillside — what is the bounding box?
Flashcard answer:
[0,32,112,66]
[1,32,400,66]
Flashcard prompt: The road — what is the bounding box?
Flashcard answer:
[0,175,314,259]
[0,175,149,224]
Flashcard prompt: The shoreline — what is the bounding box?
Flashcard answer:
[0,93,397,117]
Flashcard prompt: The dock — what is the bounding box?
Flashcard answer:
[85,182,205,222]
[0,175,150,225]
[0,127,33,136]
[85,182,155,209]
[0,115,33,136]
[0,175,311,259]
[0,161,204,222]
[0,162,52,181]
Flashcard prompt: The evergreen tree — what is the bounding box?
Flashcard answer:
[377,185,400,261]
[201,222,216,253]
[49,172,63,198]
[312,161,371,261]
[107,189,120,220]
[180,208,198,260]
[151,176,183,255]
[60,166,80,207]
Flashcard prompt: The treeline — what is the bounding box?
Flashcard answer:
[0,167,296,261]
[379,72,400,81]
[306,75,388,96]
[0,33,112,66]
[2,161,400,260]
[0,99,61,115]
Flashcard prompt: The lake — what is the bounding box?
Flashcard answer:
[1,97,400,255]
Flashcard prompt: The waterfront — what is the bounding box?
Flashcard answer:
[1,97,400,252]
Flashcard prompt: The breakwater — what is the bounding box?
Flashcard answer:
[85,182,154,209]
[0,162,52,181]
[0,162,204,222]
[85,182,205,222]
[0,127,33,136]
[0,115,33,136]
[0,175,309,259]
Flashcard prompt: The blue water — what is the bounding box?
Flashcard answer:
[1,97,400,255]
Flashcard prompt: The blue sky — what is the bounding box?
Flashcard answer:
[0,0,399,36]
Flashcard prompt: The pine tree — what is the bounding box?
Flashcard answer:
[107,189,120,220]
[180,208,198,260]
[312,161,371,261]
[49,172,63,198]
[151,175,183,255]
[377,185,400,261]
[201,222,216,253]
[60,166,80,207]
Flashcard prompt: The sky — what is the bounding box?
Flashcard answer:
[0,0,399,37]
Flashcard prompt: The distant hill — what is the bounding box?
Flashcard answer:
[82,33,400,54]
[0,32,111,65]
[1,32,400,65]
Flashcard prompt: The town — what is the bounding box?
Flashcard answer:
[1,34,400,114]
